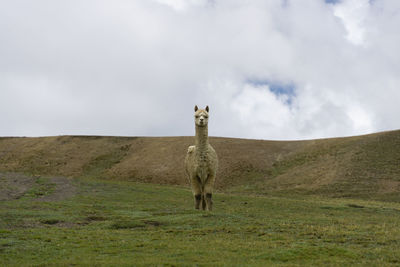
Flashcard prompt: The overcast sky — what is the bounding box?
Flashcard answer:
[1,0,400,140]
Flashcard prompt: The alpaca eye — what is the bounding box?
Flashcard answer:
[195,115,199,118]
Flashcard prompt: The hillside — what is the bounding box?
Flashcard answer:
[0,130,399,201]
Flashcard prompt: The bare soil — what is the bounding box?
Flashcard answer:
[0,172,36,200]
[0,172,76,201]
[37,176,77,202]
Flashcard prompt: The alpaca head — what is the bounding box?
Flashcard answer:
[194,105,209,127]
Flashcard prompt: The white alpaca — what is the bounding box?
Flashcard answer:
[185,105,218,211]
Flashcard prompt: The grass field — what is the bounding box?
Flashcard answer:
[1,175,400,266]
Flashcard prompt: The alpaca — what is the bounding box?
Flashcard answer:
[185,105,218,211]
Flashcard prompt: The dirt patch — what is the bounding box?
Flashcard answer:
[379,180,400,194]
[0,172,37,200]
[144,220,163,227]
[86,215,107,222]
[0,172,76,201]
[36,176,77,202]
[39,219,78,228]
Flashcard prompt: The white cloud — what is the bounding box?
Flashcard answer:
[231,84,293,139]
[155,0,208,11]
[333,0,370,46]
[0,0,400,140]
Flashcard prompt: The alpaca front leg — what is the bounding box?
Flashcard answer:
[191,176,202,209]
[195,194,202,209]
[201,193,206,210]
[205,193,213,211]
[204,174,216,211]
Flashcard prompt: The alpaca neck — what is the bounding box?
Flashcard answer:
[195,125,209,151]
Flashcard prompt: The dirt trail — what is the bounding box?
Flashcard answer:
[0,172,76,201]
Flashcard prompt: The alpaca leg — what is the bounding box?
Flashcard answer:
[191,176,202,209]
[205,193,213,211]
[201,193,206,210]
[204,174,216,211]
[195,194,202,209]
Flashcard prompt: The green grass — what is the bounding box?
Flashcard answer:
[82,148,128,178]
[1,178,400,266]
[22,177,56,199]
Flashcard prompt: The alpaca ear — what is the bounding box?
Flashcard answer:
[194,105,198,112]
[205,106,209,112]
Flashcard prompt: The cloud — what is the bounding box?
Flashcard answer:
[333,0,370,45]
[0,0,399,140]
[230,84,294,140]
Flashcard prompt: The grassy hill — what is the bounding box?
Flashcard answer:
[1,131,400,265]
[0,129,400,201]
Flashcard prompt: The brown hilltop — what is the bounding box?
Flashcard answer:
[0,130,399,201]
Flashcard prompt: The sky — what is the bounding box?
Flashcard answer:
[1,0,400,140]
